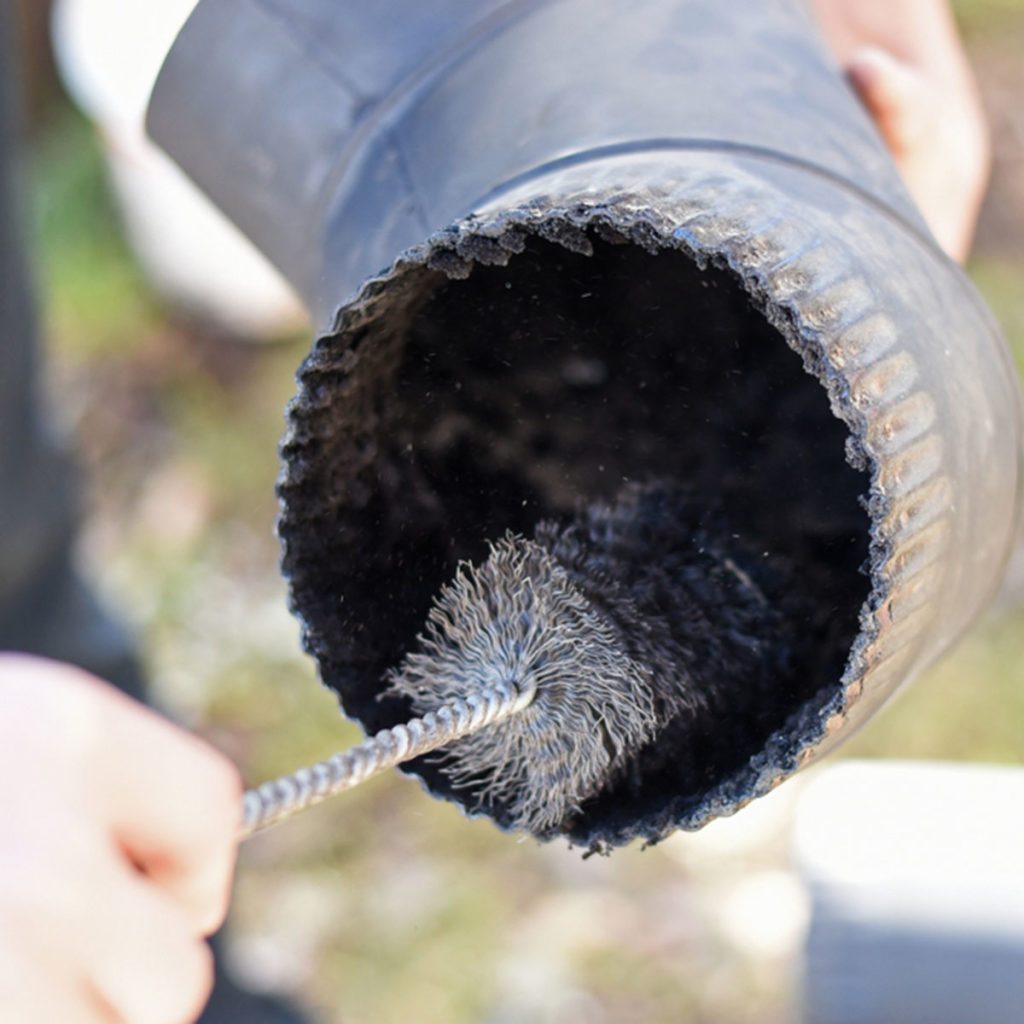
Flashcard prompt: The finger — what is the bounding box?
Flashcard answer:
[0,656,240,934]
[847,45,933,157]
[86,857,215,1024]
[1,809,211,1024]
[0,944,117,1024]
[86,683,243,934]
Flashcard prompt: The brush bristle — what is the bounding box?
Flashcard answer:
[387,480,792,838]
[385,535,658,833]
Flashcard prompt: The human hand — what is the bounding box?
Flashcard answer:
[0,654,242,1023]
[810,0,991,262]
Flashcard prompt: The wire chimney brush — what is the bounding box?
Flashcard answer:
[241,480,800,840]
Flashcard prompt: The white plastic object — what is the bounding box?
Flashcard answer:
[51,0,306,338]
[794,760,1024,1024]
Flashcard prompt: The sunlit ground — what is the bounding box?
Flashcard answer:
[24,3,1024,1021]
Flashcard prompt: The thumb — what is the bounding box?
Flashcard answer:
[847,46,933,159]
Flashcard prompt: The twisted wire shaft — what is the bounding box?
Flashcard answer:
[240,681,534,839]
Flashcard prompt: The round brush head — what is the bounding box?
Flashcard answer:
[387,481,800,838]
[386,535,658,833]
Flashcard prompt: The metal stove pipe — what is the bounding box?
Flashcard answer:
[148,0,1022,845]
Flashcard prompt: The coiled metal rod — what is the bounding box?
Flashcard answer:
[240,681,534,838]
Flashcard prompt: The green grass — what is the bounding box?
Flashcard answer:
[969,257,1024,372]
[954,0,1024,33]
[30,106,160,359]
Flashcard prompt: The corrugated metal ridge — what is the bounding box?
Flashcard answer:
[649,172,953,778]
[454,173,952,753]
[454,172,953,820]
[278,165,956,839]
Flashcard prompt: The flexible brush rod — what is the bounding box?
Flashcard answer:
[240,680,534,838]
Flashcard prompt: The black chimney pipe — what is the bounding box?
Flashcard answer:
[148,0,1022,845]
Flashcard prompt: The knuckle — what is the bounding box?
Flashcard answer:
[192,867,233,938]
[193,751,244,836]
[169,750,243,870]
[140,938,214,1024]
[170,940,215,1024]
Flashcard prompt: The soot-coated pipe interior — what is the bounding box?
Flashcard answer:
[280,229,871,845]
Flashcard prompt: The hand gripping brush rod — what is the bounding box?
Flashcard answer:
[240,517,665,839]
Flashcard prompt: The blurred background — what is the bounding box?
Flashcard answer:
[8,0,1024,1021]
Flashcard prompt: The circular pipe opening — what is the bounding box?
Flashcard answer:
[280,222,871,845]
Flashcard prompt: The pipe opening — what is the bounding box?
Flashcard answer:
[280,221,872,845]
